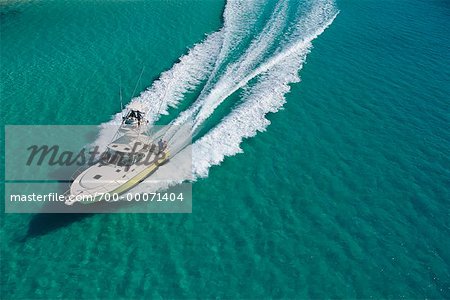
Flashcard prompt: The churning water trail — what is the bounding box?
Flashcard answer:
[98,0,338,184]
[192,1,338,177]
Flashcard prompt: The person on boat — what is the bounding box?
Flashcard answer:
[158,139,164,153]
[133,110,143,126]
[158,139,167,153]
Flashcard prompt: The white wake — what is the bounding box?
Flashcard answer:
[97,0,339,189]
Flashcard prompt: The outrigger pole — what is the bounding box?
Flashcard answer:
[132,65,145,99]
[120,76,124,122]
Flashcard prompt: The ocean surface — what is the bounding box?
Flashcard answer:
[1,0,450,298]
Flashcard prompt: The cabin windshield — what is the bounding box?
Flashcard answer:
[99,150,119,165]
[120,154,134,166]
[111,152,141,166]
[103,151,121,165]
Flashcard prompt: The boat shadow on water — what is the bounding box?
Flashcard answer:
[20,169,170,242]
[20,182,142,241]
[21,201,144,241]
[19,181,89,241]
[24,212,94,240]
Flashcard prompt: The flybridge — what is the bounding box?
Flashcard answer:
[123,109,146,126]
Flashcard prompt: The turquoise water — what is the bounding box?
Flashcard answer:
[1,0,450,298]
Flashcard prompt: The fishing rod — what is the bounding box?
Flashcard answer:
[120,76,124,120]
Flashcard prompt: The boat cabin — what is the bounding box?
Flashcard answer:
[99,135,154,166]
